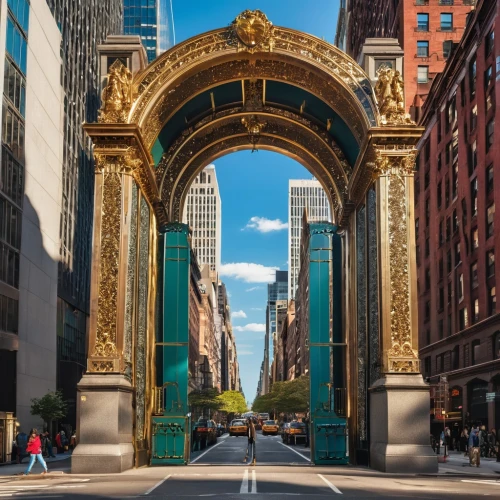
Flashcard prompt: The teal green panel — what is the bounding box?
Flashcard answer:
[151,416,190,465]
[153,223,191,465]
[308,223,347,465]
[265,81,359,166]
[152,81,243,164]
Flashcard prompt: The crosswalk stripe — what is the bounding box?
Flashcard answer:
[240,469,249,494]
[318,474,342,494]
[251,470,257,494]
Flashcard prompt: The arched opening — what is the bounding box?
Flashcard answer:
[73,11,435,475]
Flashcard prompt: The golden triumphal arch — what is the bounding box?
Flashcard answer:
[72,11,437,474]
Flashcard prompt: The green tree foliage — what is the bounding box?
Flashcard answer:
[188,388,222,412]
[30,391,67,427]
[252,376,309,414]
[216,390,247,414]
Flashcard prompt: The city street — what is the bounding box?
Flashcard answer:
[0,434,499,499]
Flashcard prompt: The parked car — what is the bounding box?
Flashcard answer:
[229,419,248,437]
[216,423,226,437]
[262,420,279,436]
[194,418,217,448]
[283,421,306,445]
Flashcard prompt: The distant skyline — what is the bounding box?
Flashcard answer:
[171,0,341,399]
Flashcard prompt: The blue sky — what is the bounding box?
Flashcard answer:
[172,0,340,402]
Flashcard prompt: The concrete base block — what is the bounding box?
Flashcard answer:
[369,374,438,473]
[72,374,135,474]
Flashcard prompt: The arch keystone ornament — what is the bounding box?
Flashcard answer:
[73,12,437,475]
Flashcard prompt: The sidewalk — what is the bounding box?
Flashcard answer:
[437,450,500,477]
[0,453,71,477]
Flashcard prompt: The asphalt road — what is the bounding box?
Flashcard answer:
[1,432,498,499]
[191,429,311,465]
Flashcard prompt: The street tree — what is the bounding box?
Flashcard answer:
[216,390,247,415]
[30,391,67,431]
[188,388,222,415]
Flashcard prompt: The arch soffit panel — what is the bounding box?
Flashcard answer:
[129,25,379,152]
[157,112,346,220]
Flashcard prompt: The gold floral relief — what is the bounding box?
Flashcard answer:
[99,60,133,124]
[385,158,419,373]
[92,171,122,359]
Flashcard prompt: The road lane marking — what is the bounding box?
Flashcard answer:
[190,440,225,464]
[251,470,257,494]
[240,469,249,493]
[279,442,311,462]
[144,474,171,495]
[461,480,500,486]
[318,474,342,494]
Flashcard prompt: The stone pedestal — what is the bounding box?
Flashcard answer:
[72,374,134,474]
[369,374,437,473]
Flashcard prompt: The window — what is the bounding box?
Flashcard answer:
[471,179,478,216]
[425,300,430,320]
[417,40,429,57]
[447,250,452,274]
[424,356,431,377]
[443,40,453,59]
[425,198,430,225]
[471,262,478,289]
[439,287,444,310]
[487,164,494,194]
[5,16,28,75]
[486,29,495,57]
[447,280,452,304]
[425,237,430,257]
[417,13,429,31]
[485,66,493,89]
[473,299,479,324]
[455,242,461,265]
[440,13,453,31]
[439,220,444,245]
[486,119,494,152]
[469,57,476,98]
[469,140,477,175]
[458,273,464,301]
[437,182,442,208]
[493,332,500,360]
[459,307,468,330]
[425,268,431,290]
[415,218,419,239]
[487,204,495,239]
[452,346,460,370]
[0,293,18,334]
[3,58,26,117]
[470,105,477,131]
[489,286,496,315]
[448,313,452,336]
[446,217,451,241]
[418,66,429,83]
[487,250,495,277]
[471,339,480,365]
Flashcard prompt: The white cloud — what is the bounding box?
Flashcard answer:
[232,310,247,319]
[246,286,263,292]
[244,216,288,233]
[233,323,266,332]
[238,350,254,356]
[251,307,263,311]
[220,263,278,283]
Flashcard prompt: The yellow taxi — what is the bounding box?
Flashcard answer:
[229,419,248,437]
[262,420,279,436]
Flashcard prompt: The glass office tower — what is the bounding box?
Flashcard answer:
[123,0,175,62]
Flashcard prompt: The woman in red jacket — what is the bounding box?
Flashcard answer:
[24,429,48,475]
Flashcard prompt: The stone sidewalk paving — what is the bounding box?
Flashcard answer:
[0,454,71,477]
[437,451,500,477]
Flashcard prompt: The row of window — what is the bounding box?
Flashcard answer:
[417,40,455,59]
[417,12,454,32]
[0,146,23,208]
[0,292,18,334]
[3,57,26,117]
[2,102,25,165]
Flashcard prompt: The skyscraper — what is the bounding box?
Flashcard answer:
[288,180,331,300]
[183,165,222,278]
[123,0,175,63]
[0,0,63,431]
[262,271,288,394]
[46,0,123,428]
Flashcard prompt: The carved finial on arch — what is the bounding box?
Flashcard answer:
[230,10,275,53]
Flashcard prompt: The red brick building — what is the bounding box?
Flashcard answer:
[416,0,500,433]
[337,0,474,118]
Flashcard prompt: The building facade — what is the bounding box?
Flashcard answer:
[0,0,63,432]
[416,0,499,433]
[46,0,123,430]
[261,270,288,394]
[189,251,202,392]
[183,164,222,278]
[338,0,474,117]
[123,0,174,63]
[288,180,330,300]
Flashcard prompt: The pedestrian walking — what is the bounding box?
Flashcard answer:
[23,429,48,475]
[461,426,469,456]
[43,432,56,458]
[243,417,256,466]
[469,425,480,467]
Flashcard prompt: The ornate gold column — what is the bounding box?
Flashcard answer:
[371,147,420,374]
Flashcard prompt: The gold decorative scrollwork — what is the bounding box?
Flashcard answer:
[372,148,417,179]
[385,158,419,372]
[98,60,132,124]
[92,171,122,359]
[90,360,115,372]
